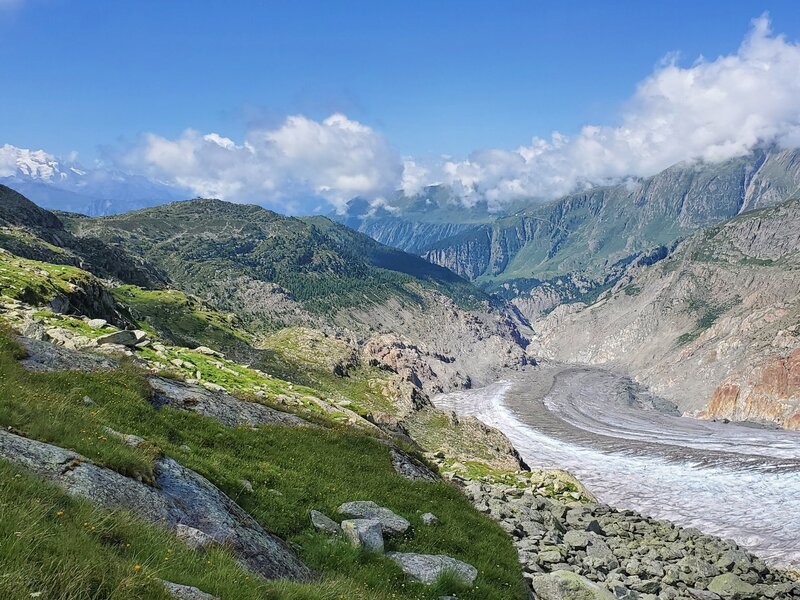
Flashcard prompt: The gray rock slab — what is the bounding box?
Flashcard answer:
[386,552,478,586]
[149,376,308,428]
[97,329,147,347]
[0,429,311,581]
[17,336,117,372]
[338,500,410,535]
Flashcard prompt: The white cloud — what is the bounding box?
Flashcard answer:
[411,15,800,208]
[127,113,401,211]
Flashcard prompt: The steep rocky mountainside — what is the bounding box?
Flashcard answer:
[530,197,800,429]
[62,198,533,390]
[342,148,800,320]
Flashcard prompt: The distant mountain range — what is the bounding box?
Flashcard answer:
[0,144,185,215]
[336,147,800,318]
[5,143,800,322]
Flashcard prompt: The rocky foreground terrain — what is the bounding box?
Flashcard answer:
[461,478,800,600]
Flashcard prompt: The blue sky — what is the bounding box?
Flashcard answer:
[1,0,797,158]
[1,1,800,211]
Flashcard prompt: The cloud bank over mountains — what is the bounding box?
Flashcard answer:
[4,16,800,213]
[124,114,402,213]
[426,15,800,208]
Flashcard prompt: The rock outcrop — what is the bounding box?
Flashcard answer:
[702,348,800,429]
[0,429,311,581]
[148,376,309,428]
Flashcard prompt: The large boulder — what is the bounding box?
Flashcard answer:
[707,573,756,599]
[0,429,311,581]
[386,552,478,586]
[341,519,384,552]
[96,329,148,347]
[149,377,308,428]
[338,500,410,535]
[531,570,616,600]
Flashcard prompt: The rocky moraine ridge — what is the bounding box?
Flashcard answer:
[458,478,800,600]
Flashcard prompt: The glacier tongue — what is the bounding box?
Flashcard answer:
[433,366,800,568]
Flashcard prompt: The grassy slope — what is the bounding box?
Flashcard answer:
[111,285,254,356]
[64,199,485,314]
[0,330,526,600]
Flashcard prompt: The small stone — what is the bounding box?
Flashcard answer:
[338,500,410,535]
[160,580,220,600]
[421,512,439,526]
[563,529,595,549]
[82,395,96,406]
[175,524,214,551]
[310,510,341,535]
[538,549,564,564]
[86,318,108,329]
[341,519,384,552]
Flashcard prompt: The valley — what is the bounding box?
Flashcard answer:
[434,364,800,568]
[0,163,799,600]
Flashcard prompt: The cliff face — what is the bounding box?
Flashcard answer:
[421,148,800,290]
[703,349,800,429]
[529,197,800,429]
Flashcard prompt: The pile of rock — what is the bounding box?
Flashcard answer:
[311,500,478,588]
[461,480,799,600]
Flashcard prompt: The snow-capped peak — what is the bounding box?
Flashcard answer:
[0,144,71,182]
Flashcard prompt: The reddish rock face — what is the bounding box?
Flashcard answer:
[705,383,740,418]
[704,348,800,430]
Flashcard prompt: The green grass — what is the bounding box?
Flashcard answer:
[0,251,95,307]
[0,330,526,600]
[676,296,740,346]
[257,328,399,416]
[112,285,253,356]
[0,460,453,600]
